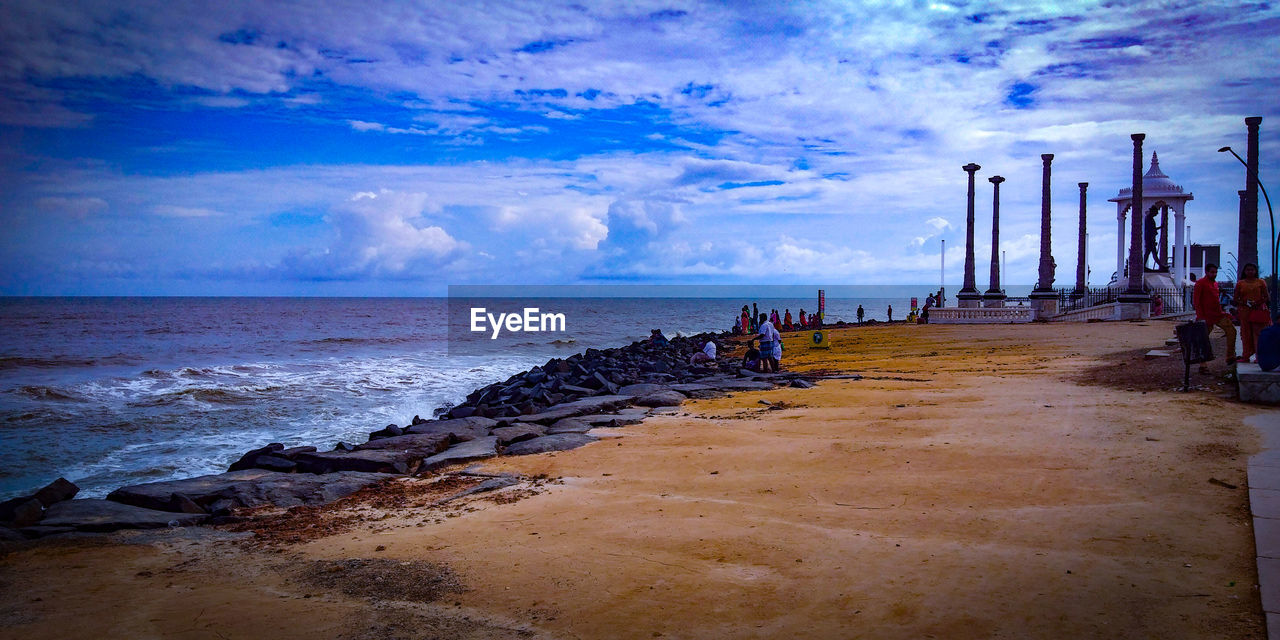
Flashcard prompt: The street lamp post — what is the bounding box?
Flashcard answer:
[1220,145,1277,318]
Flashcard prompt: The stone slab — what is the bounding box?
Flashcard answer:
[504,433,597,456]
[107,469,391,511]
[1255,489,1280,519]
[420,436,499,472]
[354,433,452,456]
[1257,517,1280,560]
[404,416,497,441]
[293,449,421,475]
[1239,363,1280,405]
[491,423,545,446]
[519,395,635,424]
[37,499,208,533]
[1263,556,1280,614]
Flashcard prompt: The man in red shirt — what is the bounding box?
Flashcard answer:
[1192,263,1237,372]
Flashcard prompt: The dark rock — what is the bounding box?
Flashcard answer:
[167,493,207,514]
[368,424,404,440]
[592,371,619,394]
[108,470,390,511]
[438,475,520,503]
[545,418,594,434]
[5,498,44,528]
[420,437,499,472]
[334,442,356,451]
[504,434,597,456]
[0,526,25,542]
[279,446,317,459]
[559,384,596,396]
[704,378,775,391]
[446,405,476,419]
[618,383,670,396]
[294,449,421,475]
[520,395,635,424]
[33,478,80,507]
[252,454,297,473]
[37,499,207,533]
[412,415,427,425]
[790,379,815,389]
[228,443,286,472]
[574,413,646,427]
[491,423,545,446]
[208,498,236,517]
[355,433,452,456]
[635,390,687,407]
[405,417,497,442]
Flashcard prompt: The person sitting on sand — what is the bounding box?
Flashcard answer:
[783,309,793,331]
[690,339,717,366]
[742,339,762,372]
[649,329,669,346]
[757,313,781,373]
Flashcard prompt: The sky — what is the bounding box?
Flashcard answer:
[0,0,1277,296]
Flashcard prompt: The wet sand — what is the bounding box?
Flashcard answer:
[1,321,1272,639]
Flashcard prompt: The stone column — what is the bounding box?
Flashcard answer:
[1119,133,1149,316]
[1075,182,1088,293]
[958,163,983,308]
[1241,116,1262,278]
[1173,203,1186,284]
[984,176,1006,307]
[1029,154,1057,316]
[1240,190,1249,271]
[1159,204,1169,271]
[1116,204,1126,285]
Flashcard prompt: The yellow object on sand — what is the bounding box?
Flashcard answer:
[809,329,831,349]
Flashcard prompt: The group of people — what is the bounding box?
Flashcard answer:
[1193,261,1273,373]
[735,303,819,335]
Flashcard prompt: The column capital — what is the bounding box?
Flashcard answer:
[1246,116,1263,127]
[989,175,1004,184]
[963,162,981,173]
[1078,182,1088,189]
[1131,133,1146,142]
[1041,153,1054,163]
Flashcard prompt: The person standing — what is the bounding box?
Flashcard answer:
[751,303,759,333]
[756,313,780,373]
[783,309,793,331]
[856,305,864,324]
[740,305,750,335]
[887,305,893,322]
[1193,263,1237,372]
[1234,263,1272,364]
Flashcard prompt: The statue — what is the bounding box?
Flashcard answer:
[1143,206,1162,270]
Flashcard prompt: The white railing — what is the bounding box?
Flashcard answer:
[931,306,1034,324]
[1050,303,1120,322]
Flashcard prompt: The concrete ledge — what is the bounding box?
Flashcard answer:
[1240,363,1280,405]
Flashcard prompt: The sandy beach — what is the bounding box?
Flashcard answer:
[1,321,1273,639]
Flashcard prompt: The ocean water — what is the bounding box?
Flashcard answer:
[0,296,911,500]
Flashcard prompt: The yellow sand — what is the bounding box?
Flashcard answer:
[1,322,1271,639]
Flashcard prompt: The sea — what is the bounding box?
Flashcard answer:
[0,294,934,500]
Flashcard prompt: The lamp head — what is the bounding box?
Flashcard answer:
[1218,146,1232,153]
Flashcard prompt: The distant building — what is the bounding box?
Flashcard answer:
[1187,243,1220,281]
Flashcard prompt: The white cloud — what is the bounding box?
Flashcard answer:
[35,196,107,218]
[152,204,223,218]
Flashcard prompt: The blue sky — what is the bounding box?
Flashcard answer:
[0,0,1277,295]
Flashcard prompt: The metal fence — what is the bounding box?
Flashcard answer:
[1052,284,1193,315]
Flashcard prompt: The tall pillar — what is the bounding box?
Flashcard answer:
[958,163,982,308]
[984,176,1006,307]
[1029,154,1057,316]
[1116,204,1126,285]
[1119,133,1149,315]
[1240,190,1249,270]
[1075,182,1088,293]
[1173,203,1186,284]
[1159,204,1169,271]
[1241,116,1262,278]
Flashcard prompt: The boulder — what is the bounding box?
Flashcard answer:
[618,383,670,396]
[32,478,80,507]
[368,424,404,440]
[545,418,594,434]
[420,437,500,473]
[704,378,775,392]
[635,390,687,407]
[294,449,421,475]
[572,413,646,427]
[3,498,44,528]
[228,443,286,472]
[491,423,545,446]
[519,395,635,424]
[279,446,317,459]
[354,432,452,456]
[252,454,297,473]
[404,416,497,442]
[37,499,207,533]
[790,379,815,389]
[167,493,206,514]
[107,469,390,512]
[504,434,597,456]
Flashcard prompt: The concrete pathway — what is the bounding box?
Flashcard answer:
[1247,412,1280,639]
